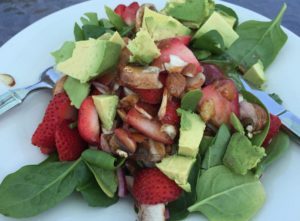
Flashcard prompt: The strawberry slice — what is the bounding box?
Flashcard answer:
[133,88,163,104]
[78,97,100,145]
[160,99,180,125]
[32,92,77,152]
[114,2,140,26]
[175,36,192,46]
[263,114,282,147]
[198,79,239,127]
[133,168,182,204]
[126,108,173,144]
[55,120,87,161]
[152,38,202,74]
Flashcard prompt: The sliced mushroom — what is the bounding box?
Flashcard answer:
[53,75,67,95]
[186,72,205,91]
[120,65,162,89]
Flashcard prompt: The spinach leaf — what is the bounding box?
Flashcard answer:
[0,159,89,218]
[77,177,118,207]
[82,25,107,39]
[227,4,287,70]
[74,23,84,41]
[80,12,99,26]
[193,50,212,60]
[225,70,245,91]
[82,149,125,170]
[199,136,213,156]
[51,41,75,64]
[242,90,270,146]
[202,124,231,170]
[255,130,289,177]
[230,112,245,134]
[223,133,266,175]
[64,76,91,109]
[215,4,239,28]
[188,166,266,221]
[181,89,202,112]
[39,153,59,165]
[192,30,225,54]
[269,92,283,105]
[105,6,127,31]
[85,162,118,198]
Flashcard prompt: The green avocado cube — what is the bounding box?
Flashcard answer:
[243,60,266,88]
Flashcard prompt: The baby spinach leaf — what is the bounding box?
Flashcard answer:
[74,23,84,41]
[193,50,212,60]
[80,13,99,26]
[77,177,118,207]
[82,149,125,170]
[255,130,289,177]
[181,89,202,112]
[199,136,213,156]
[225,70,245,91]
[188,165,266,221]
[202,124,231,170]
[0,159,89,218]
[227,4,287,70]
[269,92,283,105]
[105,6,127,31]
[241,90,270,146]
[85,162,118,198]
[82,25,107,39]
[215,4,239,28]
[223,133,266,175]
[230,112,245,134]
[192,30,225,54]
[64,76,91,109]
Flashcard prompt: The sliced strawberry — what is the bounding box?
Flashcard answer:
[202,63,225,86]
[175,36,192,46]
[133,168,182,204]
[126,108,173,144]
[78,97,100,145]
[133,88,163,104]
[32,92,76,152]
[161,99,180,125]
[55,120,87,161]
[198,79,239,127]
[114,4,126,16]
[122,2,139,26]
[152,38,202,74]
[263,114,282,147]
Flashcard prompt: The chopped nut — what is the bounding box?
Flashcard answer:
[120,94,139,111]
[164,55,188,74]
[134,104,153,120]
[186,72,205,91]
[199,99,215,122]
[0,73,16,87]
[116,149,129,158]
[166,72,186,97]
[182,63,198,77]
[53,75,67,95]
[158,89,168,120]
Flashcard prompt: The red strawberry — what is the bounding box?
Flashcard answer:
[263,114,282,147]
[198,79,239,127]
[161,99,180,125]
[133,168,182,204]
[55,120,87,161]
[78,97,100,145]
[133,88,163,104]
[175,35,192,46]
[32,92,77,152]
[114,4,126,16]
[126,108,173,144]
[152,38,202,74]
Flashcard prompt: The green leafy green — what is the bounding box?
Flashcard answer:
[80,13,99,26]
[181,89,202,112]
[199,136,213,156]
[223,133,266,175]
[215,4,239,28]
[64,76,90,109]
[202,124,231,170]
[51,41,75,64]
[230,112,245,134]
[85,162,118,198]
[104,6,127,31]
[74,23,84,41]
[0,158,89,218]
[227,4,287,70]
[82,25,106,39]
[188,166,266,221]
[255,131,289,177]
[77,177,118,207]
[192,30,225,54]
[242,90,271,146]
[82,149,125,170]
[193,50,212,60]
[269,92,283,105]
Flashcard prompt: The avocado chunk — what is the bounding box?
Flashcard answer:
[56,39,121,83]
[98,33,113,40]
[178,109,206,158]
[223,133,266,175]
[92,95,119,130]
[193,12,239,48]
[243,60,266,88]
[156,155,196,192]
[127,29,161,65]
[162,0,215,28]
[219,13,236,28]
[51,41,75,64]
[142,7,191,41]
[109,32,126,49]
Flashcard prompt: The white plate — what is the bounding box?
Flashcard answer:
[0,0,300,220]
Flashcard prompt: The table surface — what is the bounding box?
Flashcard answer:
[0,0,299,46]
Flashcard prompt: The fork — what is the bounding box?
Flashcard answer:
[0,67,60,116]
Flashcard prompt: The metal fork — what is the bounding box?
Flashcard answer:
[0,67,60,116]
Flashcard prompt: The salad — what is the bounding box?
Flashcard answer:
[0,0,290,221]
